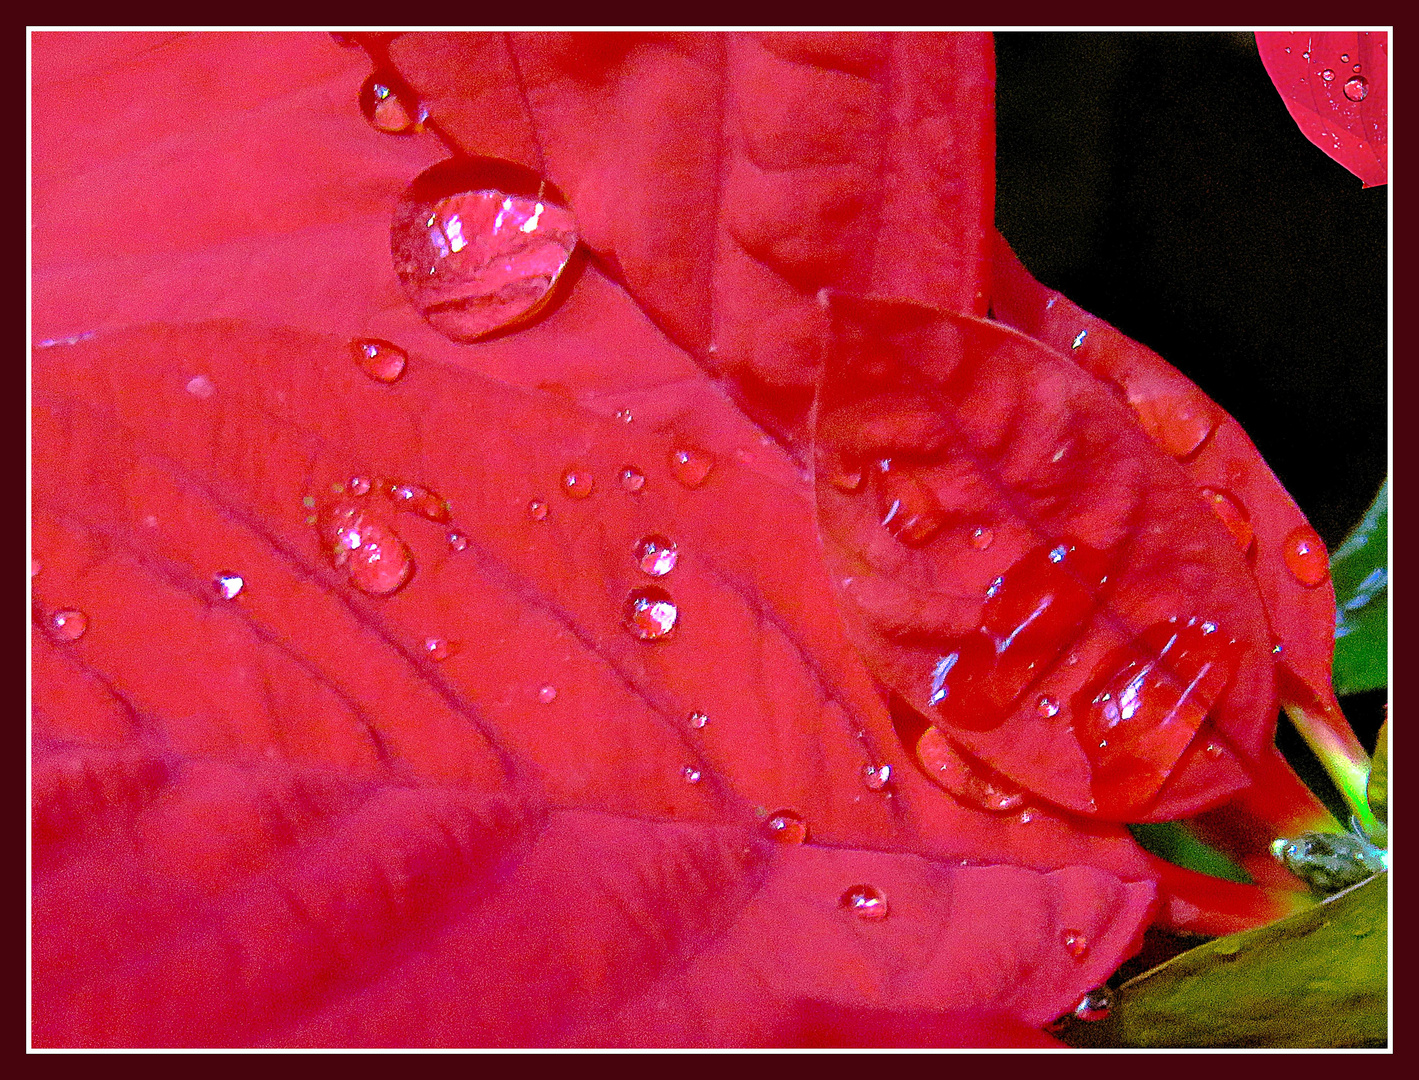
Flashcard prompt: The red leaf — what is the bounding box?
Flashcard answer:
[32,32,1158,1047]
[1255,31,1387,188]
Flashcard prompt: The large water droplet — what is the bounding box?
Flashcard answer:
[1283,524,1329,587]
[914,727,1026,812]
[623,586,678,641]
[1344,74,1370,101]
[764,809,809,844]
[634,534,678,577]
[212,572,244,600]
[669,446,715,489]
[527,499,549,521]
[360,73,427,134]
[1200,486,1254,554]
[839,884,889,922]
[316,500,414,596]
[862,763,892,791]
[538,684,558,704]
[351,338,408,384]
[1061,927,1090,960]
[49,609,88,642]
[391,159,579,343]
[1071,987,1113,1022]
[561,468,595,500]
[619,466,646,493]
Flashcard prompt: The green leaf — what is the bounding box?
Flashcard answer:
[1127,821,1252,884]
[1331,479,1388,695]
[1368,716,1388,830]
[1057,873,1387,1048]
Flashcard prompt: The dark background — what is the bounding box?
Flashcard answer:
[994,32,1388,779]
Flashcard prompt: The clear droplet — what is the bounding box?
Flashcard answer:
[915,728,1027,812]
[614,408,634,424]
[538,684,557,704]
[1129,391,1216,460]
[1199,487,1254,553]
[623,586,678,641]
[876,461,945,548]
[316,500,414,597]
[1204,740,1225,759]
[969,526,994,550]
[1322,68,1336,81]
[391,159,579,344]
[1061,928,1090,960]
[1071,329,1088,349]
[1283,524,1329,587]
[348,475,372,497]
[527,499,549,521]
[1071,987,1113,1022]
[1036,695,1060,718]
[634,534,679,577]
[688,711,709,729]
[619,466,646,493]
[424,637,455,662]
[1344,74,1370,101]
[862,762,892,791]
[359,72,426,135]
[185,374,215,399]
[49,609,88,642]
[387,481,452,524]
[1215,938,1243,957]
[1340,53,1350,62]
[669,446,715,489]
[1354,63,1363,72]
[447,530,469,552]
[1017,808,1035,824]
[351,338,408,384]
[561,468,595,499]
[213,572,244,600]
[681,765,702,784]
[839,884,889,922]
[764,809,808,844]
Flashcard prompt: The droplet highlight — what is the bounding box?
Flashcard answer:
[969,526,994,551]
[764,809,808,845]
[688,711,709,729]
[839,884,889,922]
[49,609,88,643]
[316,500,414,597]
[634,534,678,577]
[424,637,455,662]
[561,468,595,500]
[1071,329,1088,349]
[862,763,892,791]
[623,586,678,641]
[619,466,646,493]
[681,765,702,784]
[1283,525,1329,587]
[614,408,634,424]
[359,73,427,135]
[538,684,558,704]
[213,572,244,600]
[351,338,408,384]
[1061,928,1090,960]
[391,159,579,343]
[914,727,1026,812]
[1071,987,1113,1022]
[669,446,715,489]
[1344,74,1370,101]
[1200,487,1254,554]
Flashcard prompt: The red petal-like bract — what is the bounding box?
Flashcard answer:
[33,32,1170,1048]
[1255,31,1387,188]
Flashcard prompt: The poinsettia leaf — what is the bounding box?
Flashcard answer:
[1057,872,1387,1048]
[32,32,1162,1047]
[1255,32,1387,189]
[1331,479,1388,696]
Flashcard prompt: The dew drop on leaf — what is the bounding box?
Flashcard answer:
[49,609,88,642]
[862,763,892,791]
[619,466,646,493]
[633,534,678,577]
[1061,928,1090,960]
[969,525,994,550]
[668,446,715,489]
[764,809,808,844]
[1344,74,1370,101]
[623,586,678,641]
[185,374,215,399]
[561,468,595,500]
[424,637,454,662]
[1199,486,1254,553]
[350,338,408,384]
[347,475,372,497]
[538,684,557,704]
[212,572,244,600]
[1036,695,1060,718]
[681,765,702,784]
[914,727,1026,812]
[447,530,469,552]
[359,73,426,135]
[1322,68,1336,81]
[316,500,414,597]
[391,158,578,343]
[527,499,549,521]
[1283,524,1329,587]
[688,711,709,729]
[839,884,889,922]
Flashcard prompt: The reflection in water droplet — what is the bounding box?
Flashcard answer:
[623,586,679,640]
[49,609,88,642]
[213,572,244,600]
[681,765,702,784]
[839,884,889,922]
[561,468,595,499]
[689,711,709,729]
[1071,330,1088,349]
[1283,524,1329,587]
[316,500,415,596]
[633,534,678,577]
[185,374,215,399]
[1072,987,1113,1022]
[425,637,454,662]
[1344,74,1370,101]
[1200,487,1254,553]
[538,684,557,704]
[447,531,469,552]
[915,727,1026,812]
[969,526,994,551]
[527,499,549,521]
[351,338,408,384]
[619,466,646,493]
[862,763,892,791]
[1322,68,1335,81]
[1061,928,1090,960]
[669,446,715,489]
[360,73,426,134]
[765,809,808,844]
[1037,695,1060,718]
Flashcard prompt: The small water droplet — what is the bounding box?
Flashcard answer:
[213,572,244,600]
[1215,938,1243,956]
[1322,68,1335,81]
[614,408,634,424]
[447,530,469,552]
[669,446,715,489]
[1071,329,1088,349]
[1200,486,1254,553]
[561,467,595,499]
[387,481,452,524]
[1354,63,1363,72]
[1283,525,1329,587]
[351,338,408,384]
[619,466,646,493]
[1061,928,1090,960]
[1340,53,1350,62]
[1037,695,1060,718]
[688,711,709,729]
[633,534,678,577]
[969,526,994,550]
[623,586,678,641]
[1017,808,1035,824]
[1071,987,1113,1022]
[876,462,944,547]
[359,73,426,135]
[862,763,892,791]
[424,637,455,662]
[49,609,88,642]
[392,160,578,343]
[527,499,549,521]
[764,809,808,844]
[1344,74,1370,101]
[185,374,215,399]
[839,883,889,922]
[681,765,702,784]
[1204,740,1225,759]
[538,684,557,704]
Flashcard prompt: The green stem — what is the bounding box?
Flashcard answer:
[1282,701,1380,838]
